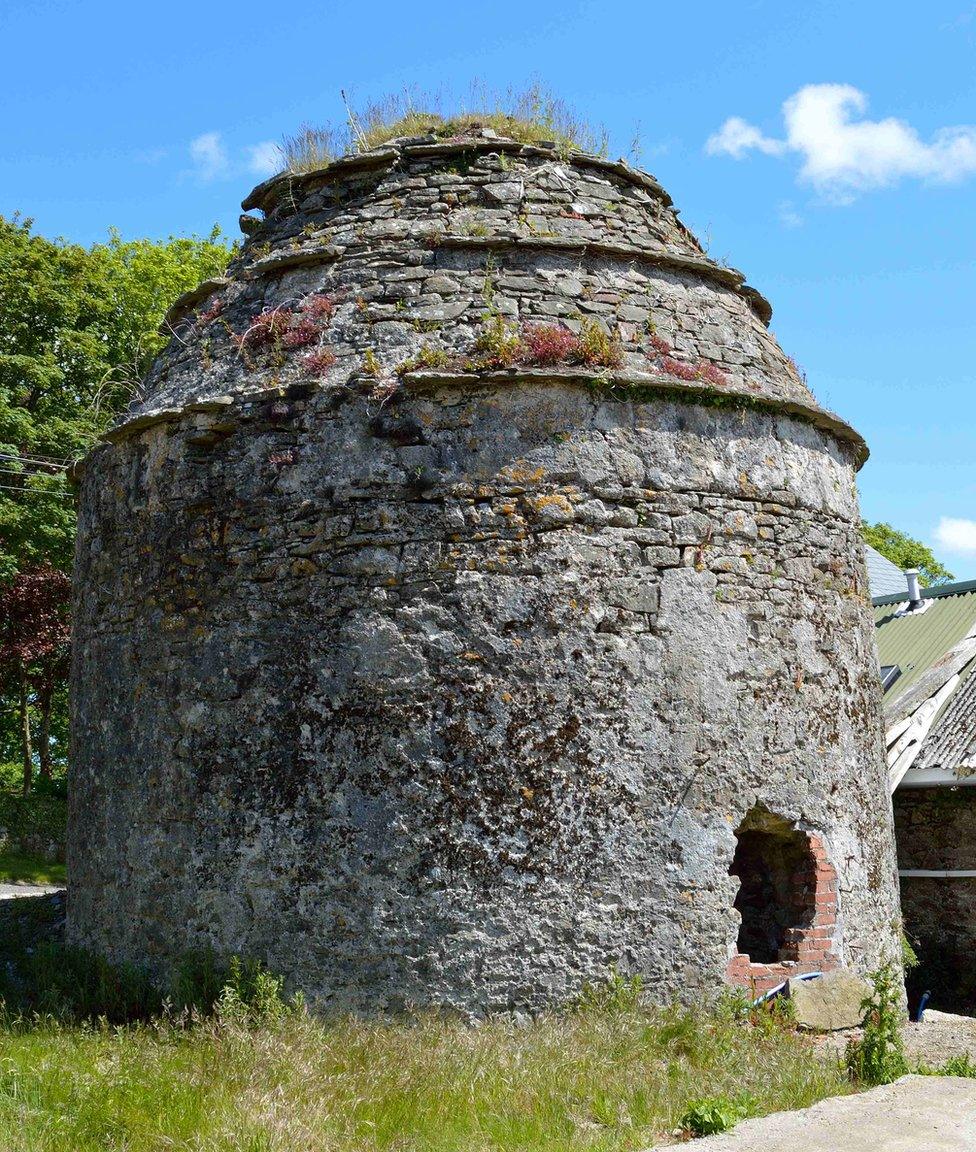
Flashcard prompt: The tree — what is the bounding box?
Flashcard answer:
[0,214,235,580]
[862,521,954,587]
[0,215,235,779]
[91,226,233,406]
[0,565,70,794]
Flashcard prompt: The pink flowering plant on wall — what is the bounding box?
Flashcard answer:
[646,331,728,387]
[231,293,342,375]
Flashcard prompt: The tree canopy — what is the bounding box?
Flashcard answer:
[0,214,233,579]
[0,214,235,781]
[862,520,955,587]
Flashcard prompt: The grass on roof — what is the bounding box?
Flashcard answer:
[279,83,610,175]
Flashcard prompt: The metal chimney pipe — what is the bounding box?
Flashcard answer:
[905,569,924,610]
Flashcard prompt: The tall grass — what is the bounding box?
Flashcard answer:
[0,999,848,1151]
[279,83,610,174]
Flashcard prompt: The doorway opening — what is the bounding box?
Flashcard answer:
[730,807,817,963]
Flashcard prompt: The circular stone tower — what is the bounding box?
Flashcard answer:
[68,129,902,1011]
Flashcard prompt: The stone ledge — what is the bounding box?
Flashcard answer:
[241,148,400,213]
[241,138,674,217]
[432,234,772,325]
[160,278,229,333]
[401,367,868,467]
[97,367,868,468]
[242,244,346,279]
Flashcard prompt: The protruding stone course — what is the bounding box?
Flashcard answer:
[68,130,901,1014]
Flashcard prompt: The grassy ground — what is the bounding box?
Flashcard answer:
[0,765,67,884]
[0,848,65,885]
[0,1001,849,1151]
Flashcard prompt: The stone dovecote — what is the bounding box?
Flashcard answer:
[67,129,902,1012]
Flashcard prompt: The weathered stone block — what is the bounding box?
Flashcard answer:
[788,971,872,1031]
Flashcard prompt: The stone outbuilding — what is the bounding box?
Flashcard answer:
[68,127,902,1012]
[875,574,976,1012]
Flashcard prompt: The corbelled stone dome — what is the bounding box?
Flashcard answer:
[68,129,901,1012]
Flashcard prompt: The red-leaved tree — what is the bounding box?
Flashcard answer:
[0,565,71,794]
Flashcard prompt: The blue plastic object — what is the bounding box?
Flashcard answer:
[751,970,823,1006]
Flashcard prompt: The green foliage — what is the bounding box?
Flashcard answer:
[395,343,452,375]
[214,956,299,1027]
[90,226,234,400]
[574,965,643,1014]
[0,769,67,847]
[679,1093,754,1136]
[0,933,297,1027]
[846,964,907,1086]
[473,313,523,368]
[862,521,954,587]
[575,317,624,369]
[3,943,163,1024]
[0,216,234,777]
[930,1053,976,1077]
[282,83,610,173]
[0,995,850,1150]
[0,851,65,885]
[0,214,233,579]
[901,929,920,971]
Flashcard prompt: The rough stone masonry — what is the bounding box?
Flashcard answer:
[67,128,903,1012]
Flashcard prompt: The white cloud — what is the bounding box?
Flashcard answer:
[246,141,282,177]
[706,116,785,159]
[706,84,976,199]
[189,131,229,181]
[934,517,976,555]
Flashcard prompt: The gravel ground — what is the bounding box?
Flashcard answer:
[813,1008,976,1068]
[689,1075,976,1151]
[0,883,65,900]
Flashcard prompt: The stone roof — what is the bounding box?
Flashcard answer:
[97,130,867,470]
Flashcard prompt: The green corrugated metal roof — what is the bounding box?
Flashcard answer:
[874,581,976,703]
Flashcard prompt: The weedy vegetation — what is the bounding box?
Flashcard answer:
[280,83,610,174]
[0,935,854,1151]
[845,963,907,1086]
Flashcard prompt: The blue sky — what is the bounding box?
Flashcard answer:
[4,0,975,576]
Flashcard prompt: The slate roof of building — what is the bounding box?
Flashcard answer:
[874,578,976,785]
[916,671,976,774]
[874,579,976,703]
[864,543,909,599]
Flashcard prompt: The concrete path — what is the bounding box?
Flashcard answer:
[690,1076,976,1150]
[0,883,64,900]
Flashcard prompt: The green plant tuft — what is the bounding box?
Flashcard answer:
[575,965,643,1014]
[280,83,610,174]
[934,1053,976,1077]
[214,956,299,1027]
[576,318,624,369]
[679,1093,755,1136]
[901,929,920,971]
[846,964,907,1086]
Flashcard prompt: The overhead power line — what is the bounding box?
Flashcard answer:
[0,483,73,499]
[0,452,69,471]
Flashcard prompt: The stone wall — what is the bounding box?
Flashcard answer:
[67,133,902,1012]
[895,788,976,1013]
